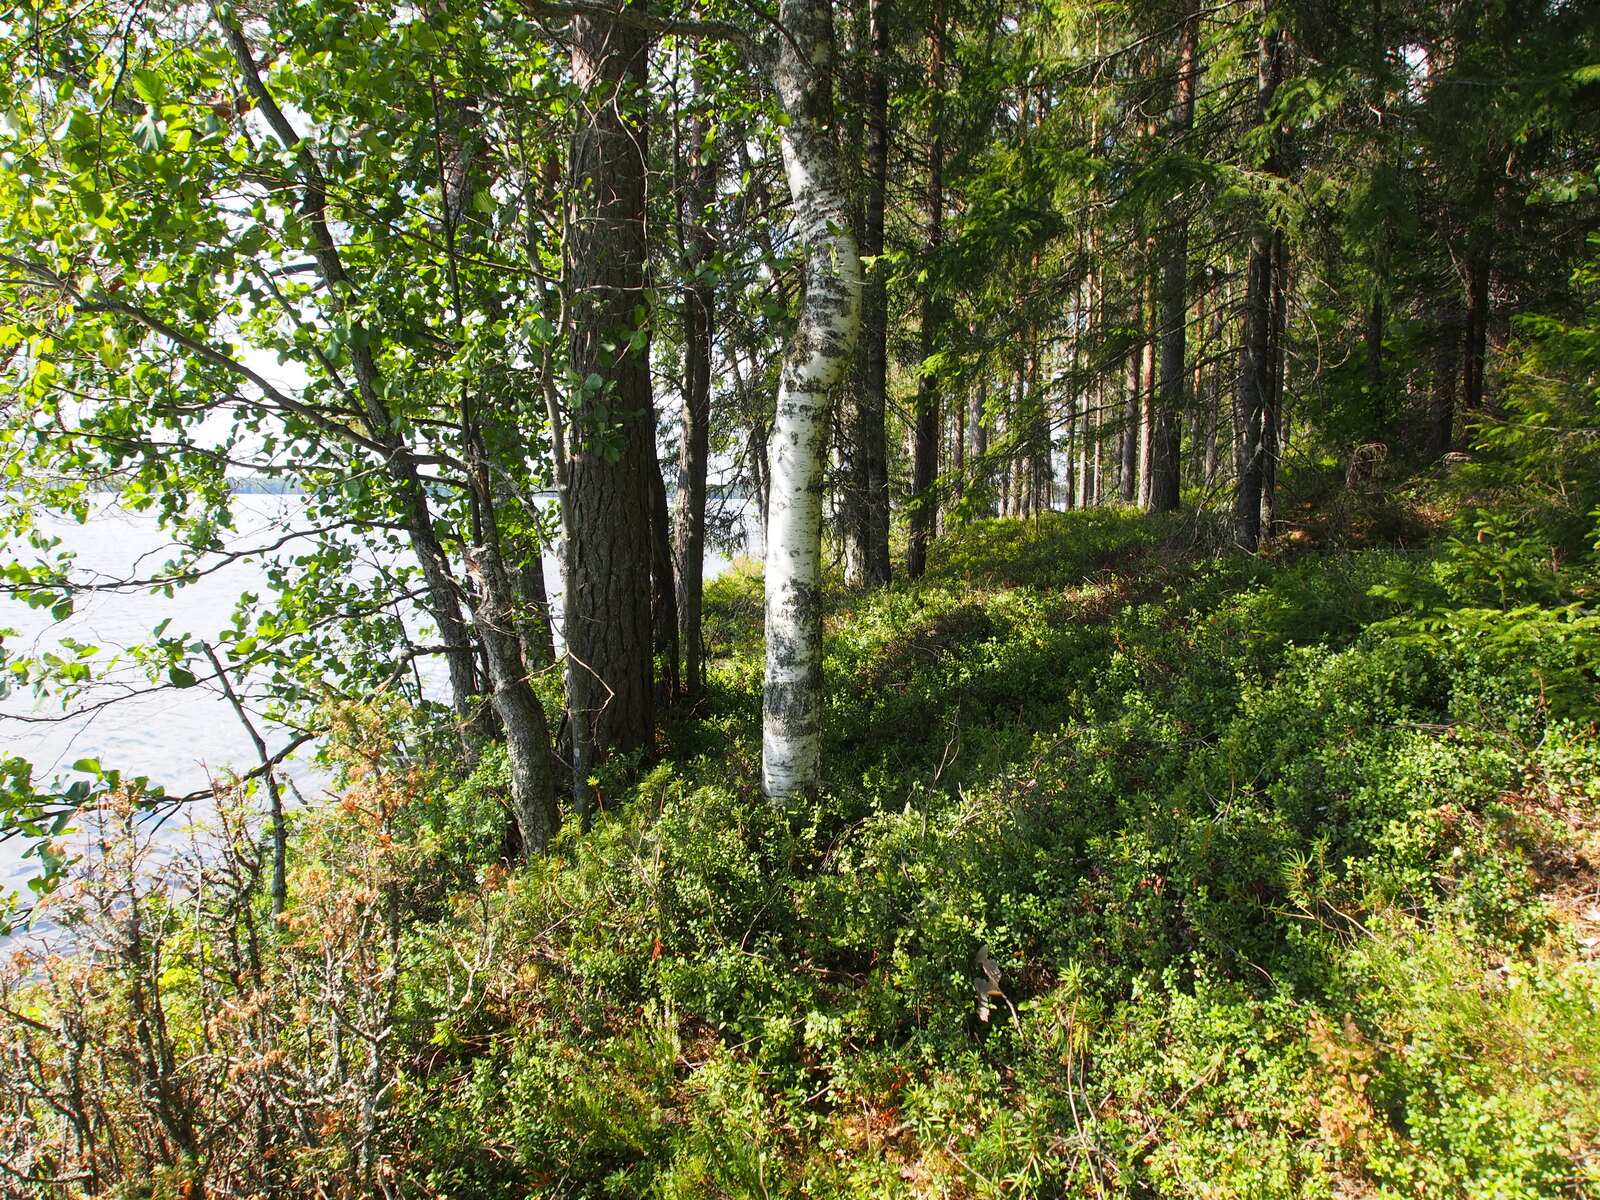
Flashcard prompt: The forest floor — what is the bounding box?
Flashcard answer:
[409,485,1598,1197]
[8,482,1600,1198]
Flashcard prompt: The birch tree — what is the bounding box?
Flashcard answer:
[762,0,863,801]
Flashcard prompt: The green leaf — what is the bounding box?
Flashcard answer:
[132,112,165,153]
[131,68,167,107]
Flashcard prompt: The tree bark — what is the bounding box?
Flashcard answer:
[840,0,892,588]
[1121,292,1142,503]
[907,1,946,579]
[435,92,562,854]
[510,546,556,673]
[1138,265,1156,508]
[763,0,863,801]
[1203,306,1223,489]
[1365,295,1385,434]
[464,529,560,855]
[649,449,680,703]
[1261,227,1287,538]
[970,373,990,515]
[566,4,656,819]
[675,128,715,697]
[1236,228,1272,550]
[1234,3,1283,552]
[1149,11,1198,514]
[1026,337,1049,514]
[1463,246,1490,418]
[1428,303,1462,459]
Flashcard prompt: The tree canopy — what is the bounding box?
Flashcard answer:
[0,0,1597,869]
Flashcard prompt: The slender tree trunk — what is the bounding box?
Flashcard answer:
[1463,247,1489,417]
[970,375,990,514]
[1080,273,1098,507]
[1261,228,1287,540]
[1121,296,1141,502]
[952,377,966,509]
[907,1,946,579]
[1150,12,1198,514]
[749,416,770,531]
[398,483,486,739]
[1428,303,1462,459]
[649,451,679,702]
[464,524,560,856]
[676,132,715,697]
[763,0,863,801]
[218,15,487,743]
[566,5,655,818]
[1065,396,1079,510]
[1149,232,1186,513]
[481,467,554,675]
[1365,295,1385,434]
[1138,266,1156,508]
[1234,4,1283,551]
[1203,306,1223,489]
[841,0,892,587]
[1026,338,1049,514]
[1236,230,1272,550]
[512,552,556,671]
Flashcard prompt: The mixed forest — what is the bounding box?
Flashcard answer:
[2,0,1600,1194]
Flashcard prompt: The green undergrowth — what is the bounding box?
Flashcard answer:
[8,508,1600,1197]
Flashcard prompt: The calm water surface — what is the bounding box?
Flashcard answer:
[1,494,756,899]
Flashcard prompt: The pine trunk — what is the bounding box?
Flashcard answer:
[566,5,655,818]
[1149,13,1198,514]
[1428,304,1462,459]
[676,136,715,697]
[1233,5,1283,552]
[906,2,945,579]
[841,0,892,588]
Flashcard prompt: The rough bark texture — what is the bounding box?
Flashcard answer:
[566,4,655,817]
[649,450,680,702]
[1149,13,1198,514]
[1121,294,1141,503]
[1236,227,1273,550]
[1234,5,1283,552]
[465,537,560,854]
[906,2,945,579]
[675,130,715,697]
[839,0,892,588]
[764,0,863,802]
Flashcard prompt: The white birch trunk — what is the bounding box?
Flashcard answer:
[763,0,862,801]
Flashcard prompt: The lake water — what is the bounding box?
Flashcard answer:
[0,493,759,900]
